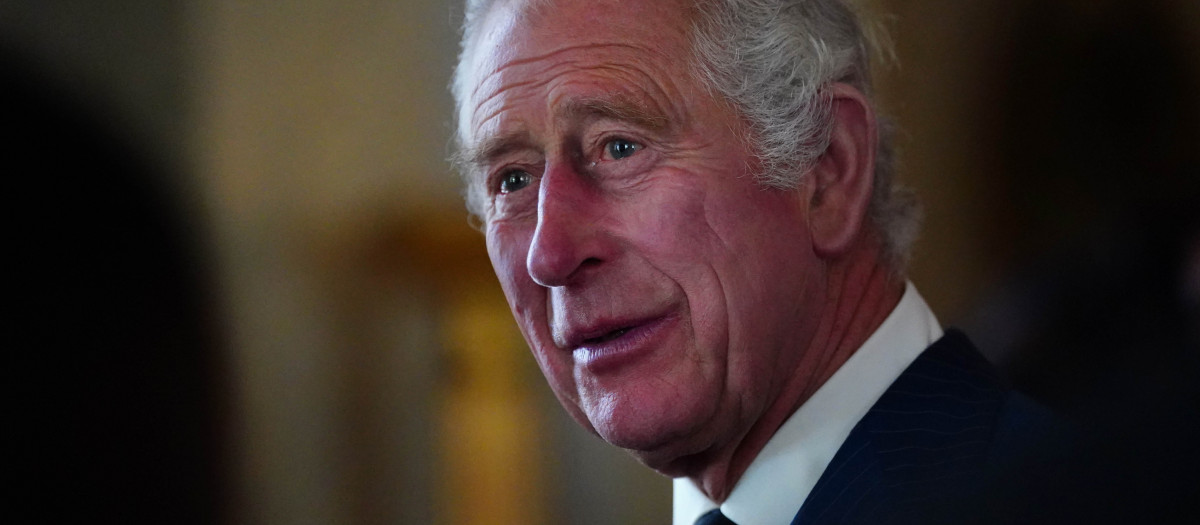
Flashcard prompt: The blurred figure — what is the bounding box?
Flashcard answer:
[967,0,1200,410]
[961,1,1200,522]
[8,49,228,523]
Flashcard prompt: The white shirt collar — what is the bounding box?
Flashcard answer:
[673,282,942,525]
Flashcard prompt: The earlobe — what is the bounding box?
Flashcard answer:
[807,83,877,259]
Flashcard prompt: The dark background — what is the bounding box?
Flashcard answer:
[7,0,1197,523]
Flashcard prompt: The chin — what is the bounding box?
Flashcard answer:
[616,427,719,478]
[584,392,720,474]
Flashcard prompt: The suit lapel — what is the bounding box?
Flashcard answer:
[792,330,1010,525]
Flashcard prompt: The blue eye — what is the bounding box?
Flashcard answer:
[499,170,533,194]
[605,138,640,160]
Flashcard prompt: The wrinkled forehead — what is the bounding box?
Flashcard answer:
[455,0,697,145]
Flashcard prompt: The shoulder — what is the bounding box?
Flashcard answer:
[796,329,1072,525]
[882,329,1073,524]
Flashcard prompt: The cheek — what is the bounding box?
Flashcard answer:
[486,223,535,304]
[488,225,592,427]
[621,173,710,250]
[487,225,574,357]
[486,224,552,354]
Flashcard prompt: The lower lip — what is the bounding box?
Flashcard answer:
[572,315,677,374]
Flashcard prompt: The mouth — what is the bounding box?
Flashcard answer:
[564,314,677,373]
[564,317,651,350]
[581,327,632,346]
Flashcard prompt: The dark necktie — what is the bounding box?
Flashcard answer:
[695,508,737,525]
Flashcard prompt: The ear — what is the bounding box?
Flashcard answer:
[807,83,877,259]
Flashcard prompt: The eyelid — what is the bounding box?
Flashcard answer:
[586,123,630,145]
[479,146,544,193]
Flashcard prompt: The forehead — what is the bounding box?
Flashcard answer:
[459,0,697,144]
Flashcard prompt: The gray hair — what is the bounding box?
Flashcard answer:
[450,0,508,219]
[689,0,919,269]
[451,0,920,269]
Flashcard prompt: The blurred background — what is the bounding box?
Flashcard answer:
[7,0,1197,523]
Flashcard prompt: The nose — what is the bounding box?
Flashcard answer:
[526,162,609,287]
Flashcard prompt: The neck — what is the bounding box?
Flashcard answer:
[688,244,904,502]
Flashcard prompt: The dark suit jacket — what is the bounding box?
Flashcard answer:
[791,329,1066,525]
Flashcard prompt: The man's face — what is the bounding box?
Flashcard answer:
[459,0,827,470]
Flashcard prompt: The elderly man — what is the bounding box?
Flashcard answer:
[451,0,1058,523]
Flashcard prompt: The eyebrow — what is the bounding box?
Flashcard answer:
[459,129,536,174]
[460,93,672,172]
[559,94,670,134]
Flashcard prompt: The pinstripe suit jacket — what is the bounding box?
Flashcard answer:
[790,329,1062,525]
